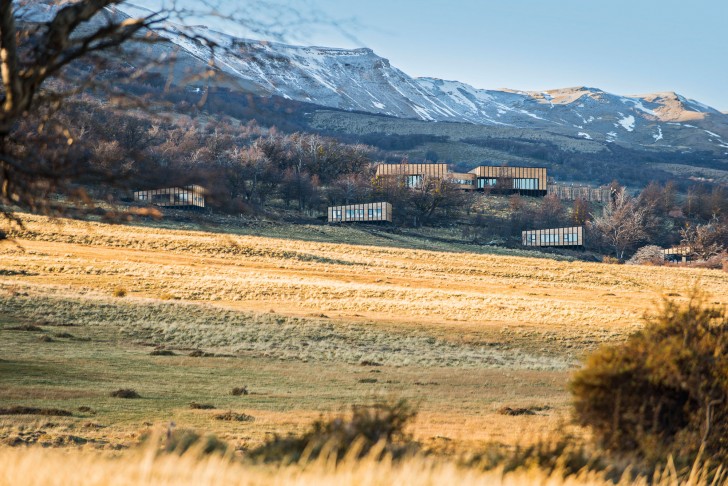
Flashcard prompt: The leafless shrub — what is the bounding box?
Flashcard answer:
[627,245,665,266]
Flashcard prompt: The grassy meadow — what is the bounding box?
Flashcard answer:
[2,214,728,482]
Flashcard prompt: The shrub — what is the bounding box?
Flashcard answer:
[214,411,254,422]
[627,245,665,266]
[497,407,535,416]
[247,399,417,464]
[150,349,176,356]
[140,428,229,457]
[602,255,621,264]
[110,388,141,399]
[467,434,609,479]
[231,386,248,396]
[113,287,127,298]
[189,402,215,410]
[0,406,72,416]
[7,324,43,331]
[571,291,728,465]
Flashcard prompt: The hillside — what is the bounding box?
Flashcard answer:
[2,215,728,451]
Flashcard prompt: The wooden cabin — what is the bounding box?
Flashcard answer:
[547,183,613,203]
[328,202,393,223]
[663,246,692,263]
[375,163,449,188]
[469,166,547,196]
[522,226,584,248]
[133,185,206,208]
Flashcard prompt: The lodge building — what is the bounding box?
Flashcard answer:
[374,163,546,195]
[327,202,393,223]
[522,226,584,248]
[133,185,206,208]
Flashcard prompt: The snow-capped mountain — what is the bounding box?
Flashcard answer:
[145,22,728,155]
[20,2,728,156]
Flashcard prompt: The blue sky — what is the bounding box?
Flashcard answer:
[134,0,728,110]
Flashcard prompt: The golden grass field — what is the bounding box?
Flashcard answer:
[1,441,719,486]
[2,213,728,483]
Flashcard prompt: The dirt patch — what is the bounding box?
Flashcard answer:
[0,406,73,417]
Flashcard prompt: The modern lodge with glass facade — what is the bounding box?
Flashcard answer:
[469,166,547,195]
[522,226,584,248]
[374,163,546,195]
[328,202,393,223]
[133,185,206,208]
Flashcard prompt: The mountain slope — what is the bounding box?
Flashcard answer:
[20,2,728,159]
[152,26,728,157]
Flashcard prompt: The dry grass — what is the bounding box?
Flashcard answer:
[2,214,728,480]
[0,442,722,486]
[5,214,727,341]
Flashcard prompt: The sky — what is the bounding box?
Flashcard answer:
[133,0,728,110]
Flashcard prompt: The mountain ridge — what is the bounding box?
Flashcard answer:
[20,2,728,160]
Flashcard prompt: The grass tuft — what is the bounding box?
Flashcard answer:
[214,411,255,422]
[110,389,141,399]
[189,402,216,410]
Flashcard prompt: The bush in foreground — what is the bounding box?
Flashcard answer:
[247,399,417,464]
[571,291,728,465]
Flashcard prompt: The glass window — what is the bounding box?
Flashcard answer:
[564,233,578,243]
[514,178,539,190]
[368,208,383,219]
[540,233,559,244]
[477,178,498,188]
[406,175,423,188]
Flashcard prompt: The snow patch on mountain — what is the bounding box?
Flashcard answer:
[21,2,728,154]
[617,114,636,132]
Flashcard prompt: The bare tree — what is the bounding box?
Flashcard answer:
[591,189,651,259]
[680,218,727,260]
[408,176,467,227]
[0,0,338,230]
[571,196,590,226]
